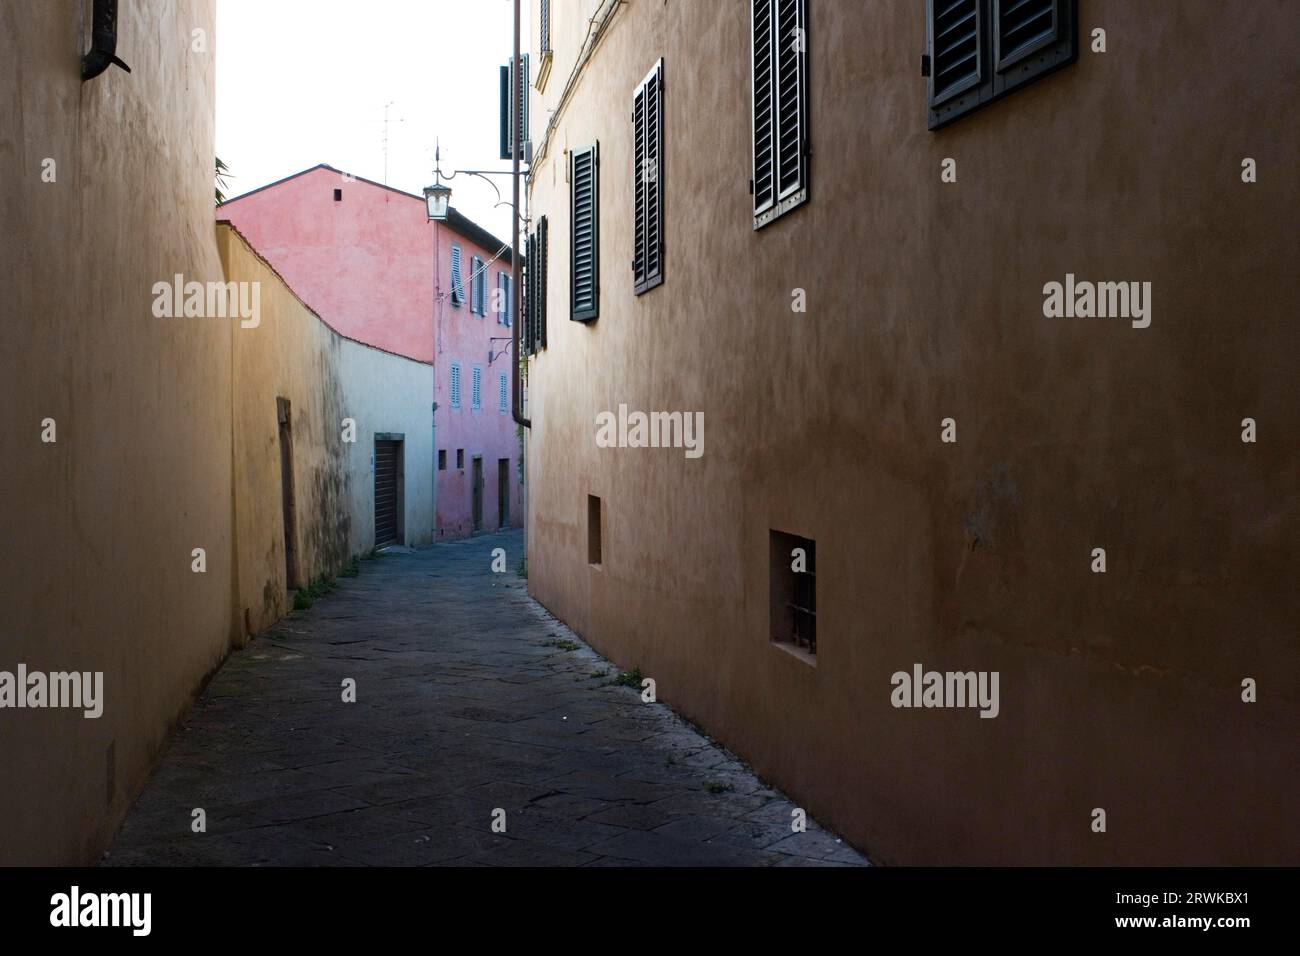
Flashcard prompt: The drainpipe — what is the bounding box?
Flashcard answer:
[511,0,530,430]
[82,0,132,81]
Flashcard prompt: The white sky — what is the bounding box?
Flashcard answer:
[216,0,529,241]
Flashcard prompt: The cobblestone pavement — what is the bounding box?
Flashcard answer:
[106,530,869,867]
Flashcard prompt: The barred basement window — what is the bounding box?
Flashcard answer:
[456,448,464,469]
[751,0,809,230]
[438,450,447,471]
[571,144,600,322]
[632,59,665,294]
[450,244,466,305]
[587,495,602,566]
[926,0,1077,129]
[770,530,816,660]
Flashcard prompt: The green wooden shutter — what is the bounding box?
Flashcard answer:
[571,144,599,322]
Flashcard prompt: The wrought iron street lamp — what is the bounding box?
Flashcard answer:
[423,179,451,222]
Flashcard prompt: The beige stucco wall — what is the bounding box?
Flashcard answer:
[525,0,1299,864]
[0,4,436,863]
[221,223,434,635]
[0,0,232,865]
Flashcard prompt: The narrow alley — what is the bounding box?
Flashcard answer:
[105,531,867,867]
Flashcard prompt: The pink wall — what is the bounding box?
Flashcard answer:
[219,165,523,539]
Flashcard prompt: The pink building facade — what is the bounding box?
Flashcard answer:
[219,164,523,538]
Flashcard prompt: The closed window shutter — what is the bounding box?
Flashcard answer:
[997,0,1055,67]
[472,366,481,410]
[451,245,465,304]
[538,216,548,347]
[505,274,512,327]
[633,60,665,295]
[503,56,530,160]
[751,0,775,217]
[928,0,1076,129]
[774,0,805,199]
[932,0,982,106]
[524,233,534,353]
[540,0,551,53]
[512,55,522,158]
[499,65,511,160]
[571,144,599,322]
[470,256,481,314]
[500,373,508,412]
[752,0,808,228]
[450,364,461,408]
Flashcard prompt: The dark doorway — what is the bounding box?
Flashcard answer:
[374,436,404,547]
[276,397,298,590]
[497,458,510,528]
[472,456,484,532]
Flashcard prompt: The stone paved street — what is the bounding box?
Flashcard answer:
[105,530,868,867]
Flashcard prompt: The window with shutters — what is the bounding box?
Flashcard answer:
[472,366,482,411]
[499,373,508,412]
[751,0,809,230]
[450,244,465,306]
[470,256,485,315]
[525,232,535,353]
[536,217,549,347]
[497,271,512,326]
[632,59,665,294]
[500,55,531,161]
[537,0,554,92]
[926,0,1077,129]
[526,217,549,354]
[570,144,599,322]
[450,363,461,409]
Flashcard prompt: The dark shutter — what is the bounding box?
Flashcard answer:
[928,0,1076,129]
[499,65,511,160]
[751,0,808,229]
[751,0,775,218]
[450,245,465,304]
[931,0,982,106]
[502,56,530,161]
[540,0,551,53]
[538,216,549,348]
[571,144,599,322]
[633,59,665,295]
[524,232,535,354]
[512,56,522,157]
[993,0,1075,91]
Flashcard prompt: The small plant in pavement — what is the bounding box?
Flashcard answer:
[611,666,643,688]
